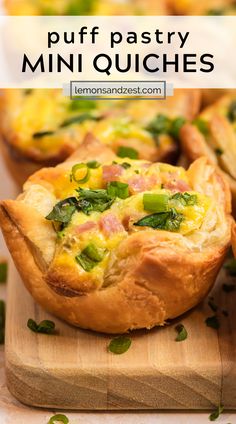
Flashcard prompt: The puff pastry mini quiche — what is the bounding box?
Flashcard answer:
[0,89,200,185]
[180,94,236,215]
[0,137,232,333]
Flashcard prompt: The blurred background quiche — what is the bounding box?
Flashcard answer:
[4,0,170,15]
[170,0,236,15]
[180,93,236,215]
[0,89,201,185]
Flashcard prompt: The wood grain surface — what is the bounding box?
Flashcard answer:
[5,262,236,410]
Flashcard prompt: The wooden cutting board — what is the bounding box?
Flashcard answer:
[5,261,236,410]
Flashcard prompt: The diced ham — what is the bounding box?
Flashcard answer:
[164,179,191,193]
[128,174,157,194]
[102,164,124,183]
[75,221,97,234]
[99,213,124,236]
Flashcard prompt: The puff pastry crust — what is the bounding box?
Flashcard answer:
[0,137,232,333]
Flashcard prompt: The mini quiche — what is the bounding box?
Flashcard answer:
[4,0,169,16]
[170,0,236,15]
[180,94,236,215]
[0,89,201,185]
[0,136,232,333]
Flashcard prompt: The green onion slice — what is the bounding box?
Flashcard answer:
[86,160,100,169]
[0,262,7,283]
[48,413,69,424]
[117,146,138,159]
[71,163,90,184]
[75,243,106,272]
[143,193,169,213]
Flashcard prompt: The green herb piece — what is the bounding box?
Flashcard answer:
[208,299,218,312]
[33,130,54,139]
[222,283,235,293]
[108,336,132,354]
[27,318,55,334]
[171,192,197,206]
[107,181,129,199]
[134,208,183,232]
[0,262,7,283]
[48,413,69,424]
[215,148,224,156]
[207,8,224,15]
[192,118,209,136]
[224,258,236,276]
[117,146,138,160]
[69,99,96,111]
[209,404,224,421]
[70,163,90,184]
[146,114,171,136]
[60,113,99,128]
[77,188,114,215]
[65,0,95,15]
[75,243,106,272]
[143,193,169,213]
[169,117,186,139]
[0,300,5,344]
[227,100,236,122]
[120,162,131,169]
[87,160,100,169]
[46,197,77,224]
[134,170,139,174]
[205,315,220,330]
[175,324,188,342]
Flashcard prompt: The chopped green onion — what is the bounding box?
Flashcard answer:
[192,118,209,136]
[175,324,188,342]
[27,318,55,334]
[69,99,96,111]
[60,113,99,128]
[117,146,138,160]
[228,100,236,122]
[75,243,106,272]
[143,193,169,213]
[71,163,90,184]
[120,162,131,169]
[0,262,7,283]
[33,130,54,139]
[86,160,100,169]
[205,315,220,330]
[224,258,236,276]
[169,117,186,139]
[107,181,129,199]
[108,336,132,354]
[48,413,69,424]
[209,404,224,421]
[146,114,171,136]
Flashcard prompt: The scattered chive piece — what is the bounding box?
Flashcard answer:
[215,148,224,156]
[108,336,132,354]
[0,262,7,283]
[0,300,5,344]
[27,318,55,334]
[120,162,131,169]
[228,100,236,122]
[71,163,90,184]
[222,283,235,293]
[224,258,236,276]
[209,404,224,421]
[117,146,138,160]
[33,130,54,139]
[205,315,220,330]
[143,193,169,213]
[48,413,69,424]
[192,118,209,136]
[69,99,96,111]
[107,181,129,199]
[146,114,171,136]
[86,160,100,169]
[75,243,106,272]
[175,324,188,342]
[60,113,99,128]
[208,299,218,312]
[169,117,186,139]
